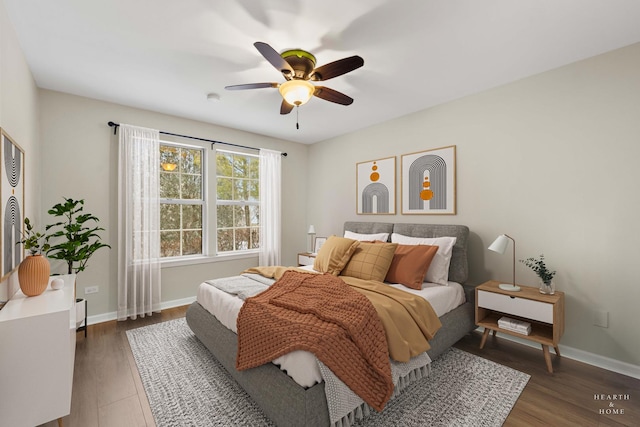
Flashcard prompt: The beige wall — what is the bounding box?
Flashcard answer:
[38,90,309,317]
[307,43,640,367]
[0,3,41,299]
[4,0,638,369]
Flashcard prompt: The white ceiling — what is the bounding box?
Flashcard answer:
[4,0,640,144]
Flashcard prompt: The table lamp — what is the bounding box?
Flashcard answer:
[488,234,520,292]
[307,225,316,253]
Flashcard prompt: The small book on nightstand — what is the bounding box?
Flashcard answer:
[498,316,532,335]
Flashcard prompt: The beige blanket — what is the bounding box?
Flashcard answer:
[341,276,441,362]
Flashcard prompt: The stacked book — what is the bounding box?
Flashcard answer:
[498,316,532,335]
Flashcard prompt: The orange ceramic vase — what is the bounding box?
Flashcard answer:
[18,254,51,297]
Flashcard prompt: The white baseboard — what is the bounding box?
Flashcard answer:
[483,331,640,380]
[86,297,639,380]
[85,296,197,326]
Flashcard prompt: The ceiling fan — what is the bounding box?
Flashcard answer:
[225,42,364,115]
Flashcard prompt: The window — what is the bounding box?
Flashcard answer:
[159,143,205,258]
[216,150,260,253]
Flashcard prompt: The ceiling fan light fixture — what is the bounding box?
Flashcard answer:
[279,80,314,106]
[227,42,361,115]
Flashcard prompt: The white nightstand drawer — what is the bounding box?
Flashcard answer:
[478,290,553,324]
[298,254,316,266]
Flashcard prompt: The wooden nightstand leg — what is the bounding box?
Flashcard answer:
[58,418,63,427]
[542,345,553,373]
[480,328,491,349]
[554,346,561,357]
[492,330,497,336]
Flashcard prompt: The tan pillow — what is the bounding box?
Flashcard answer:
[385,244,439,290]
[313,236,360,275]
[341,242,398,282]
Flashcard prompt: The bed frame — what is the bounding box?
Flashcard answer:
[186,222,476,427]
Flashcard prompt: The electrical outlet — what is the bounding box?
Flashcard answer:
[594,310,608,328]
[84,286,99,295]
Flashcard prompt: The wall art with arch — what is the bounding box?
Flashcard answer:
[401,145,456,215]
[1,129,25,281]
[356,156,396,215]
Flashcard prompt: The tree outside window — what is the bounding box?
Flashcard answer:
[159,143,204,258]
[216,150,260,253]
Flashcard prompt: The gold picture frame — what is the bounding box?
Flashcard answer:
[356,156,396,215]
[401,145,456,215]
[1,128,25,280]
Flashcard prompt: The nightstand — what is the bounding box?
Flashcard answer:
[475,280,565,373]
[297,252,316,266]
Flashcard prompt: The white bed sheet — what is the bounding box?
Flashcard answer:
[196,267,465,388]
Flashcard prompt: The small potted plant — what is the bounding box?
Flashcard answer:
[520,254,556,294]
[17,217,51,296]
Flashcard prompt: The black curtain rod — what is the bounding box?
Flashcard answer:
[107,122,287,156]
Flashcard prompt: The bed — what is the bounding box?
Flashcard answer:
[186,222,477,427]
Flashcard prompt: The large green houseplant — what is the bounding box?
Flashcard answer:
[46,198,110,274]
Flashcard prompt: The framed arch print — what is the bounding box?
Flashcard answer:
[401,145,456,215]
[356,156,396,215]
[1,129,25,281]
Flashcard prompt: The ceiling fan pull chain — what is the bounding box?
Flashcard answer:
[296,106,300,130]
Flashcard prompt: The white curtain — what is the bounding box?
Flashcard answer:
[117,124,161,320]
[259,149,282,266]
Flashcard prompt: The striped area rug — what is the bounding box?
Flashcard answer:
[127,318,529,427]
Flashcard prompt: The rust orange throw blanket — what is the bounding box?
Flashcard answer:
[243,266,442,363]
[236,270,393,411]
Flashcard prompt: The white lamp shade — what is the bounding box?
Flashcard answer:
[488,234,510,254]
[307,225,316,234]
[279,80,315,106]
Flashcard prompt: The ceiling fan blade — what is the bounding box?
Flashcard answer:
[310,56,364,81]
[313,86,354,105]
[280,100,294,115]
[254,42,294,78]
[225,83,278,90]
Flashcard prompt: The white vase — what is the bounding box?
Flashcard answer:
[539,280,555,295]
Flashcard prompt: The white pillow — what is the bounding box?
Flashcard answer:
[343,230,390,242]
[390,233,457,286]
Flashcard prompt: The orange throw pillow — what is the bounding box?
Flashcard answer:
[385,244,439,290]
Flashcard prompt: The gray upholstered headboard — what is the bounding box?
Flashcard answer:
[343,221,469,284]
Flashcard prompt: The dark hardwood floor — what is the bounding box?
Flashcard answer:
[41,305,639,427]
[455,333,639,427]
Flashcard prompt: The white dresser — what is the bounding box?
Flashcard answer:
[0,274,77,426]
